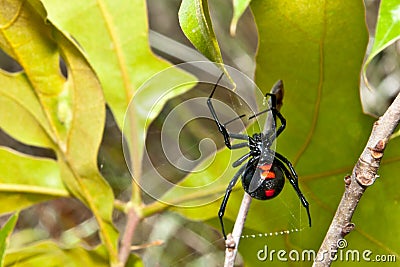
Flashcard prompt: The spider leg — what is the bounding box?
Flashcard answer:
[266,93,286,137]
[232,152,251,167]
[208,74,251,148]
[224,114,246,126]
[249,93,287,140]
[231,142,249,150]
[207,73,234,149]
[218,163,248,239]
[230,136,253,166]
[274,152,311,227]
[229,133,249,141]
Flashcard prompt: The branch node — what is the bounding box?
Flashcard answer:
[356,174,375,187]
[344,175,351,188]
[225,234,236,249]
[355,159,378,187]
[369,138,387,159]
[341,222,355,236]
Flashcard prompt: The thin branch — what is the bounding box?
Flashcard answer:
[118,203,141,266]
[224,193,252,266]
[313,92,400,266]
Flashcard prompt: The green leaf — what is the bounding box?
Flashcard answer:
[40,0,195,209]
[250,0,370,168]
[53,28,119,267]
[0,72,54,148]
[0,1,71,144]
[364,0,400,71]
[0,213,18,267]
[179,0,224,64]
[230,0,251,36]
[0,147,67,213]
[4,241,116,267]
[41,0,192,130]
[57,156,119,263]
[0,1,118,263]
[4,242,144,267]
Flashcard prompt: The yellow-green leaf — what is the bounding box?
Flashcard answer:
[0,213,18,267]
[41,0,192,130]
[363,0,400,86]
[0,147,67,213]
[230,0,251,36]
[179,0,224,64]
[0,72,54,148]
[0,1,118,263]
[0,1,69,143]
[40,1,195,208]
[5,241,111,267]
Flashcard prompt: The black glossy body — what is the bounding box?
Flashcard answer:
[242,159,285,200]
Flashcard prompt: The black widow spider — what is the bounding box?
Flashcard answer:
[207,73,311,239]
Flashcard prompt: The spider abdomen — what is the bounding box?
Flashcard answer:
[241,161,285,200]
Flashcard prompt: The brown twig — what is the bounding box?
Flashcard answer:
[313,92,400,266]
[117,203,141,266]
